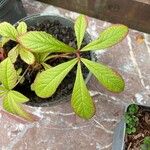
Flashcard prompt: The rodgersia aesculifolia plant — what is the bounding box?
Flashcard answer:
[0,15,128,120]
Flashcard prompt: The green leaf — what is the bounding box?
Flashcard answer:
[43,55,58,62]
[17,22,27,35]
[71,62,95,119]
[34,52,50,63]
[31,83,35,91]
[1,37,10,47]
[8,45,19,63]
[8,90,29,103]
[3,90,32,120]
[131,127,136,133]
[141,137,150,150]
[18,31,75,53]
[141,144,149,150]
[81,58,125,93]
[0,58,18,90]
[126,128,132,134]
[41,62,52,70]
[19,46,35,64]
[0,85,8,97]
[144,137,150,145]
[16,68,25,84]
[128,104,139,115]
[17,68,22,76]
[0,22,18,41]
[30,72,41,91]
[34,59,77,98]
[18,76,25,84]
[81,24,128,51]
[74,15,88,49]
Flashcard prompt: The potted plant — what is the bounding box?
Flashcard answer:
[0,14,128,121]
[0,0,26,24]
[112,104,150,150]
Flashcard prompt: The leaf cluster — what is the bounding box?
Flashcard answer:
[0,15,128,120]
[125,104,139,134]
[0,58,32,120]
[141,137,150,150]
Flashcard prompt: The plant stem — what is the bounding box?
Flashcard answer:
[76,49,81,61]
[14,66,30,87]
[45,53,74,61]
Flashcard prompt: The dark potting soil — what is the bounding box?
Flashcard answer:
[125,106,150,150]
[2,20,92,107]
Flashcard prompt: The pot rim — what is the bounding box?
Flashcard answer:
[112,103,150,150]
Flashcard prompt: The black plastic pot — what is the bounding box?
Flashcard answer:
[0,0,26,24]
[15,14,95,107]
[112,104,150,150]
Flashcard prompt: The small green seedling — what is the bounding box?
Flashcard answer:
[141,137,150,150]
[0,15,129,120]
[125,104,139,134]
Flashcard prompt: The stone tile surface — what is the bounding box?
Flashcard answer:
[0,0,150,149]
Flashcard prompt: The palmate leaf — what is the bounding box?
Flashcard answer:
[71,62,95,119]
[0,58,18,90]
[34,59,78,98]
[17,22,27,35]
[81,24,128,51]
[18,31,75,53]
[19,46,35,64]
[0,58,33,120]
[74,15,88,49]
[0,22,18,41]
[3,90,32,120]
[8,45,19,63]
[81,58,125,93]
